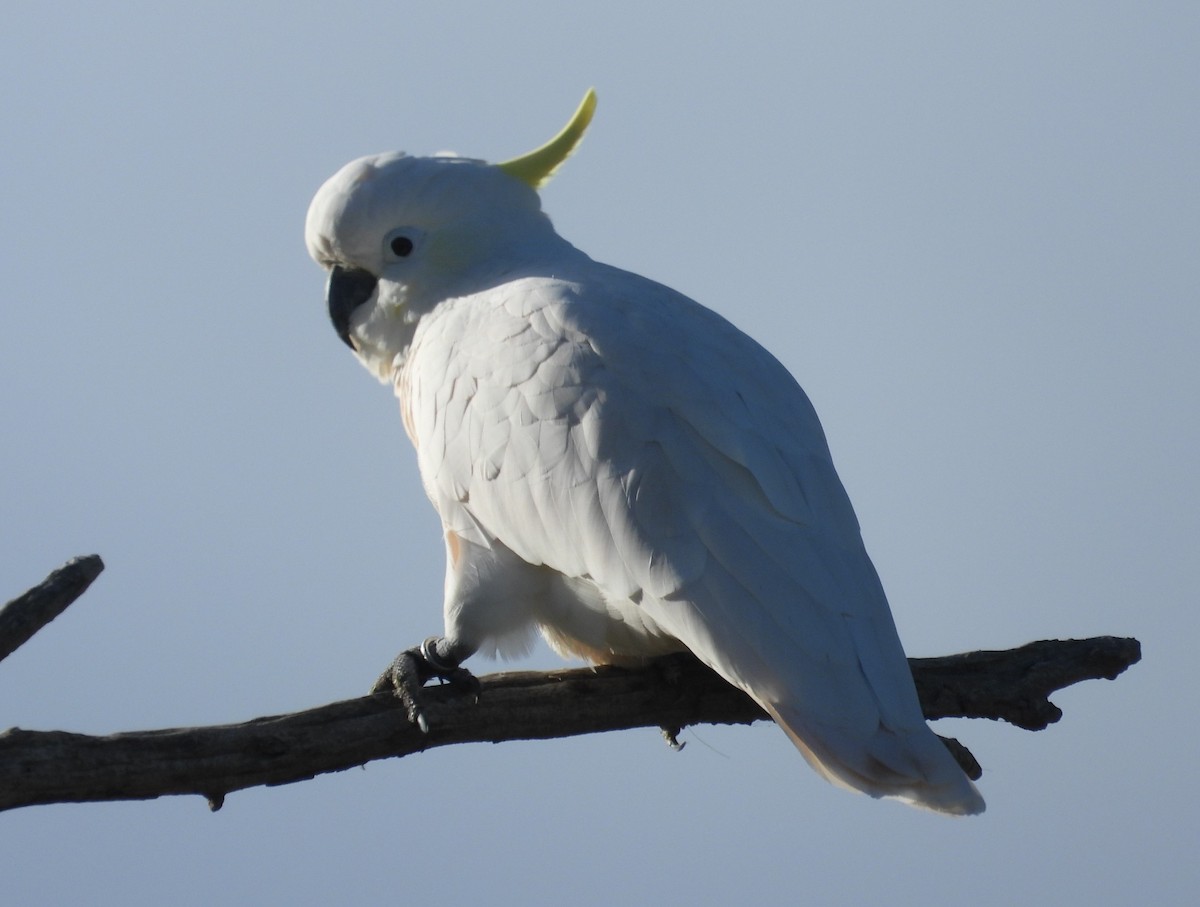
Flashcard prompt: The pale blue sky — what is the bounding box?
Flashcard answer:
[2,3,1196,904]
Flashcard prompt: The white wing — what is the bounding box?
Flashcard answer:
[404,261,984,815]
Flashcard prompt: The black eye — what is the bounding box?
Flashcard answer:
[390,235,414,257]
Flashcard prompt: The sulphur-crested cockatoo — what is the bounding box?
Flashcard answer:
[305,90,984,815]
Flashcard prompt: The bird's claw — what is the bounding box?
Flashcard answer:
[372,637,480,732]
[660,725,687,751]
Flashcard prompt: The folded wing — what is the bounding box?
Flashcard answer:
[409,265,984,815]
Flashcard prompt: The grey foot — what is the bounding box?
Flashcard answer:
[372,637,480,732]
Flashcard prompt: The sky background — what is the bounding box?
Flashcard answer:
[2,2,1196,904]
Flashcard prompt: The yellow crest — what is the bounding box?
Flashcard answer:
[498,89,597,190]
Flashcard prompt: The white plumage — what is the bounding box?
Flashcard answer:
[305,93,984,815]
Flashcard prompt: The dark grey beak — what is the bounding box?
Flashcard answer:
[327,265,378,349]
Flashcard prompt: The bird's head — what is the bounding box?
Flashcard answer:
[305,90,596,382]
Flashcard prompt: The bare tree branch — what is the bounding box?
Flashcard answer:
[0,556,104,663]
[0,558,1140,813]
[910,637,1141,730]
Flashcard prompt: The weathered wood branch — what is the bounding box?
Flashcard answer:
[0,555,104,663]
[0,559,1140,813]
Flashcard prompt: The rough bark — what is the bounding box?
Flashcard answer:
[0,558,1140,813]
[0,555,104,663]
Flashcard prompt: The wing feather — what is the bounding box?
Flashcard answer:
[405,265,983,814]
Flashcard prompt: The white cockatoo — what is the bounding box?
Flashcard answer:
[305,91,984,815]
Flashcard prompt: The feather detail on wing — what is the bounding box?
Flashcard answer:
[403,264,983,815]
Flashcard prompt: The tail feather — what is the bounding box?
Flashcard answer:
[765,702,986,816]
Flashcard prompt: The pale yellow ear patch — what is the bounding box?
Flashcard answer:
[498,89,597,190]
